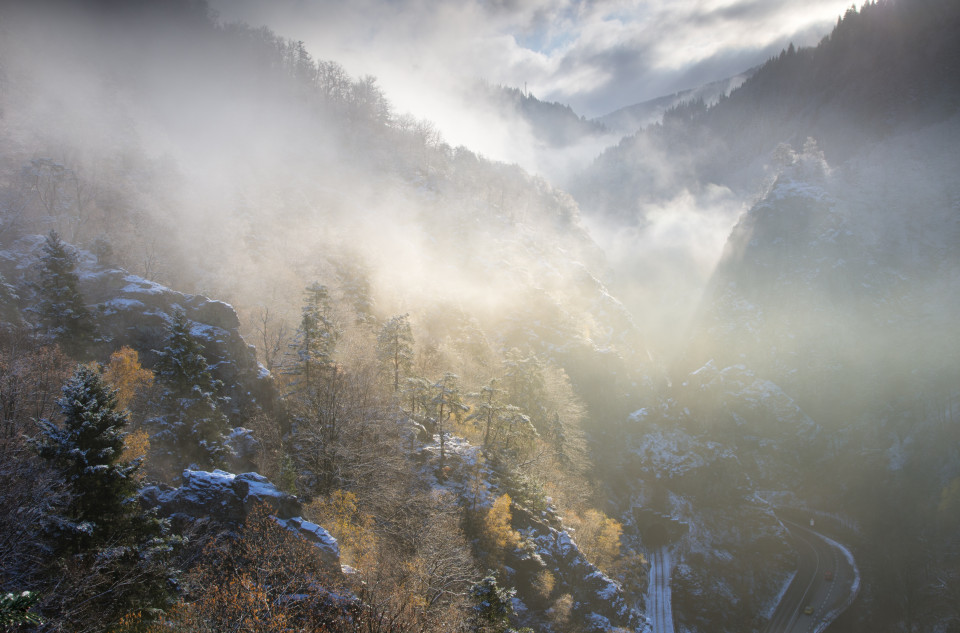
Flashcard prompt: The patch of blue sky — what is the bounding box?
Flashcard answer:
[515,26,577,55]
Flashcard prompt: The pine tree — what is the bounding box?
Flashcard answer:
[376,313,414,392]
[468,379,537,461]
[0,273,20,324]
[34,231,95,358]
[33,365,175,624]
[502,349,548,430]
[0,591,42,628]
[469,379,504,449]
[151,308,229,472]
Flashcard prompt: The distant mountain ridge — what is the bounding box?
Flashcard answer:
[572,0,960,220]
[594,70,755,136]
[474,82,609,147]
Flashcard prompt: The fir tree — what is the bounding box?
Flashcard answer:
[470,572,530,633]
[151,308,229,472]
[35,364,142,551]
[34,230,95,358]
[288,282,340,387]
[33,365,175,623]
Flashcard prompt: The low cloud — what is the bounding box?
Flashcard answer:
[584,184,745,353]
[211,0,851,125]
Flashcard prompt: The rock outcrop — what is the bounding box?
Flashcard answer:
[142,469,341,574]
[510,505,645,632]
[0,234,273,417]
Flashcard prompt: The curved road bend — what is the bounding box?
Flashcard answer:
[765,519,858,633]
[647,547,675,633]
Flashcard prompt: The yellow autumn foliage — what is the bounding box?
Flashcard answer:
[103,346,154,412]
[483,493,521,551]
[306,489,377,569]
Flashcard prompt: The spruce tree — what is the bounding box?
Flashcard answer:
[35,230,95,358]
[288,282,340,387]
[470,572,529,633]
[35,364,142,551]
[33,364,174,623]
[151,308,229,471]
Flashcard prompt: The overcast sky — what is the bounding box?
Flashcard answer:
[210,0,851,157]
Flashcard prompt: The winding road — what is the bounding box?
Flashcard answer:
[764,519,859,633]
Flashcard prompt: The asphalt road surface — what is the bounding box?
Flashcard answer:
[764,519,858,633]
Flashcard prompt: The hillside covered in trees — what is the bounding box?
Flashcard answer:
[0,1,649,631]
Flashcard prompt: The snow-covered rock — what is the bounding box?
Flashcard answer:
[0,235,272,417]
[142,469,300,524]
[514,503,644,632]
[142,469,341,573]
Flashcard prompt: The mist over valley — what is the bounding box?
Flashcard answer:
[1,1,958,632]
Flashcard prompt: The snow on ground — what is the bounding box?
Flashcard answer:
[763,568,797,619]
[101,297,146,313]
[647,547,674,633]
[274,516,340,560]
[630,428,719,478]
[121,274,169,295]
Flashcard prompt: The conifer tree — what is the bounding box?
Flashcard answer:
[0,273,20,324]
[33,364,174,623]
[470,572,528,633]
[469,379,504,449]
[151,308,229,472]
[34,231,94,358]
[0,591,42,628]
[376,313,414,392]
[502,349,548,430]
[431,373,468,474]
[469,378,539,465]
[35,364,143,551]
[288,282,340,387]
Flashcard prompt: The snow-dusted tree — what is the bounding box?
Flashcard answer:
[35,365,161,547]
[468,379,504,448]
[467,379,536,461]
[501,349,548,430]
[470,571,525,633]
[335,259,377,325]
[287,282,340,387]
[431,373,468,475]
[34,231,95,358]
[33,364,174,625]
[151,308,229,472]
[0,591,42,628]
[376,313,414,392]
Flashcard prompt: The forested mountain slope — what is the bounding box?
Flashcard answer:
[573,0,960,222]
[0,2,651,631]
[579,2,960,631]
